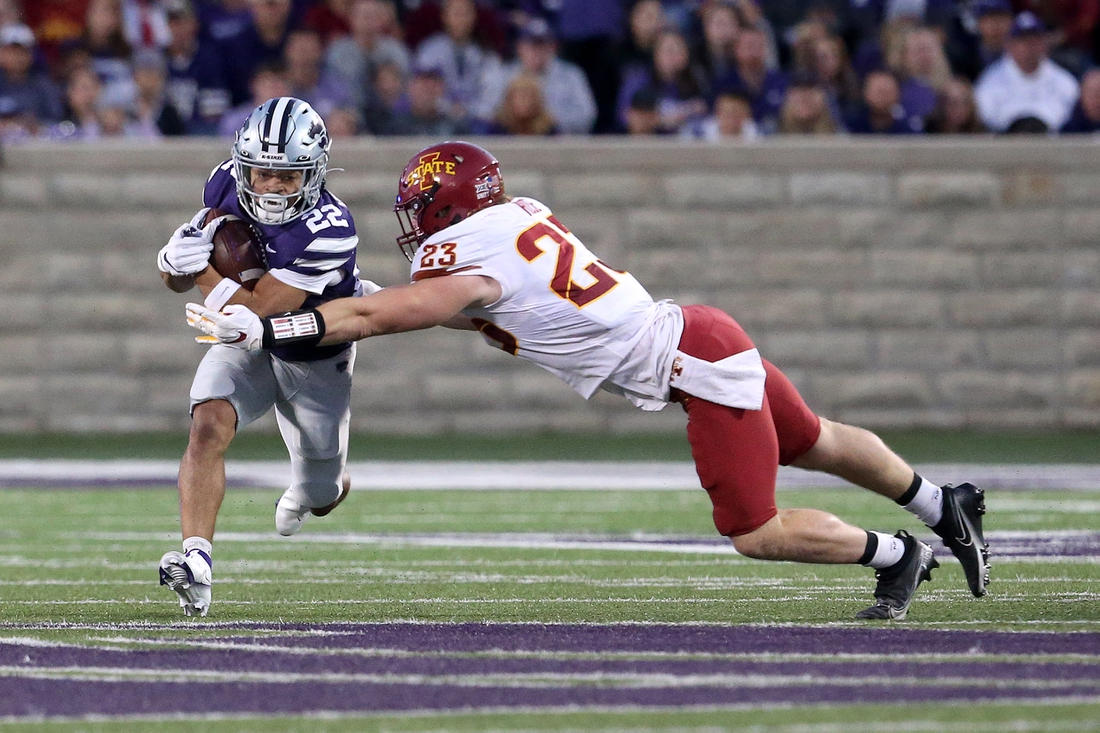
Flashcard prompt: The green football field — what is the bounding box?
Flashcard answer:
[1,431,1099,731]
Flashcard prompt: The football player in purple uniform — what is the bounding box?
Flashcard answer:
[156,97,372,616]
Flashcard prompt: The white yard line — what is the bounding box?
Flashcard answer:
[2,460,1100,490]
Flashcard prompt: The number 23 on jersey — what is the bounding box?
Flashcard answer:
[515,215,621,307]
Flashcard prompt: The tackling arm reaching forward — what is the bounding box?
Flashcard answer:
[188,274,496,349]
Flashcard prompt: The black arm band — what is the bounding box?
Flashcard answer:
[261,309,327,350]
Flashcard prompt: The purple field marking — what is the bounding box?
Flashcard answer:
[5,677,1100,719]
[4,641,1099,680]
[4,624,1100,718]
[203,624,1100,656]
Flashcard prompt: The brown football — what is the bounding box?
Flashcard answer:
[204,208,267,291]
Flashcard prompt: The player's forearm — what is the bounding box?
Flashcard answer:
[315,286,452,344]
[198,271,307,318]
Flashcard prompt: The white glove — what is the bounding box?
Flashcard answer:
[157,208,214,276]
[186,302,264,351]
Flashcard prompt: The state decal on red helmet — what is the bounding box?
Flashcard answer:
[394,141,505,261]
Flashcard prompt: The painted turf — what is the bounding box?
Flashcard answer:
[2,624,1099,719]
[3,461,1097,721]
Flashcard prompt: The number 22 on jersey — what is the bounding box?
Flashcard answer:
[515,215,620,307]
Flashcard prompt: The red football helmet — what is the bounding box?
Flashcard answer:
[394,141,506,261]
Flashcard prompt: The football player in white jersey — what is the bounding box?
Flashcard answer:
[155,98,374,617]
[189,141,990,620]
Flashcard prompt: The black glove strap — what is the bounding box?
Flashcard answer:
[261,309,327,350]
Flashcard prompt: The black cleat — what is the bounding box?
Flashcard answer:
[856,530,939,621]
[932,482,990,598]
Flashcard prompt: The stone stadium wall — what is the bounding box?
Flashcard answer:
[1,137,1097,435]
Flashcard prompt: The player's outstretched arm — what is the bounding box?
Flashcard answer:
[187,274,501,350]
[316,275,500,343]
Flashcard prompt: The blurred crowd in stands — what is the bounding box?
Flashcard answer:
[0,0,1098,142]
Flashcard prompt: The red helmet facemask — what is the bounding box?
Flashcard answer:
[394,141,505,261]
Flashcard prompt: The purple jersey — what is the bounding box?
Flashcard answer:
[203,161,359,362]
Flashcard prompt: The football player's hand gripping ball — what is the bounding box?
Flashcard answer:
[157,207,218,276]
[186,303,264,350]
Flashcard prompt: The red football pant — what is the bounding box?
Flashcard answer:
[674,305,821,537]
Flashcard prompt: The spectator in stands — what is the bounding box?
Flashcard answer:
[475,17,596,135]
[618,29,709,133]
[729,0,781,68]
[623,85,666,135]
[132,47,186,135]
[220,0,294,107]
[809,33,861,122]
[974,12,1078,133]
[951,0,1014,80]
[120,0,171,51]
[852,16,916,80]
[304,0,354,44]
[376,61,467,136]
[777,73,838,134]
[326,0,409,111]
[413,0,501,120]
[788,17,832,74]
[893,25,952,119]
[689,88,761,140]
[699,1,742,86]
[284,27,352,120]
[725,25,786,134]
[218,59,291,136]
[199,0,253,44]
[402,0,507,56]
[1062,68,1100,133]
[481,71,557,135]
[618,0,666,75]
[23,0,90,75]
[163,0,230,136]
[361,59,405,133]
[50,64,102,139]
[0,24,64,131]
[77,0,136,97]
[555,0,625,133]
[96,68,163,138]
[925,75,985,133]
[846,69,925,133]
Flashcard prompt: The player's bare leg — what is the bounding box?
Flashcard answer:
[730,507,938,621]
[791,417,988,598]
[159,398,235,617]
[790,418,913,500]
[178,399,237,541]
[730,508,867,564]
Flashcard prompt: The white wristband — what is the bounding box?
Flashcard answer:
[204,278,242,311]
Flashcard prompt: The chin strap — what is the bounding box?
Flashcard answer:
[261,308,326,349]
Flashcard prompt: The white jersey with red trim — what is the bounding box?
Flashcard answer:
[410,197,683,410]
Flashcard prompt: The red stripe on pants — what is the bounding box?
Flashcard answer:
[675,305,821,537]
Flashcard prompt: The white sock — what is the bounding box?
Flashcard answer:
[865,531,906,569]
[182,536,212,558]
[903,478,943,527]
